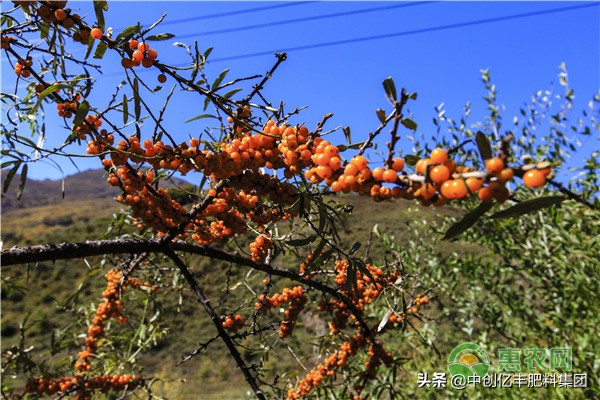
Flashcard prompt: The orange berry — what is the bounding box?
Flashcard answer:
[465,177,484,193]
[430,148,448,164]
[137,42,150,53]
[323,145,338,158]
[498,168,514,182]
[328,156,341,170]
[392,157,405,172]
[415,158,432,175]
[54,9,66,21]
[147,48,158,60]
[129,39,139,50]
[440,179,467,199]
[132,50,144,63]
[157,73,167,83]
[382,169,397,183]
[142,58,153,68]
[316,165,333,179]
[344,163,359,177]
[90,27,103,40]
[523,169,546,188]
[351,155,368,171]
[372,167,385,181]
[485,157,505,174]
[429,165,450,184]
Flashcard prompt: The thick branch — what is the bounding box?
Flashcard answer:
[2,238,375,340]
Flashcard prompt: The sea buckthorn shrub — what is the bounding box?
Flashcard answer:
[2,2,597,399]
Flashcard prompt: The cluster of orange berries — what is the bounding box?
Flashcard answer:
[25,374,142,399]
[229,169,298,206]
[76,269,151,372]
[249,234,272,264]
[73,114,103,140]
[72,29,91,45]
[287,333,365,399]
[13,56,32,78]
[106,165,188,233]
[86,129,114,155]
[1,35,16,50]
[121,40,158,69]
[221,314,246,333]
[36,2,77,30]
[361,343,393,381]
[55,95,81,118]
[277,124,312,175]
[303,139,343,183]
[185,185,294,246]
[319,260,396,334]
[298,250,317,277]
[255,286,307,338]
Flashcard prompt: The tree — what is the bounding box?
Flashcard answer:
[1,1,597,399]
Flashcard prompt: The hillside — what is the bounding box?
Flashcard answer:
[1,168,192,212]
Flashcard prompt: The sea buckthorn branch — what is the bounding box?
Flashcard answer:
[385,88,409,169]
[1,238,379,342]
[244,52,287,104]
[162,247,267,400]
[357,108,399,156]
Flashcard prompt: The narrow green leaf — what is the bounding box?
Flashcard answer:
[203,96,211,112]
[146,33,175,41]
[287,235,317,247]
[223,88,242,99]
[490,196,566,219]
[184,114,216,123]
[3,163,20,194]
[122,94,128,125]
[306,239,327,270]
[376,109,386,123]
[84,35,94,60]
[343,126,351,144]
[17,164,27,201]
[348,241,361,256]
[404,155,419,166]
[378,310,392,332]
[133,78,141,120]
[39,21,49,39]
[115,25,140,44]
[443,201,494,240]
[475,131,493,161]
[93,41,108,59]
[211,68,230,91]
[382,77,397,102]
[401,118,417,131]
[93,1,107,31]
[72,100,90,132]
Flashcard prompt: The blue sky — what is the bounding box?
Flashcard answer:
[2,1,599,181]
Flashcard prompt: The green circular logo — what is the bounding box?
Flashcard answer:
[447,342,491,379]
